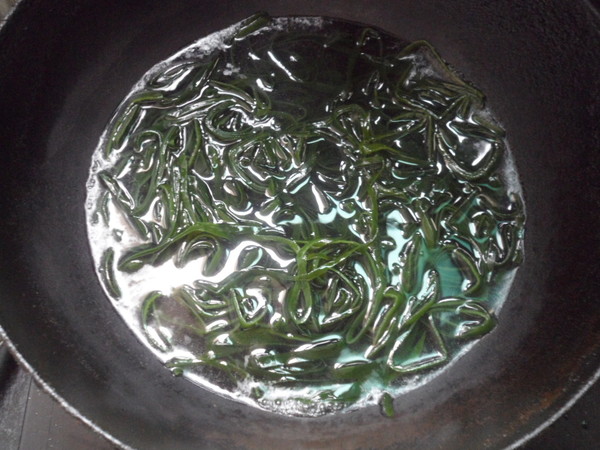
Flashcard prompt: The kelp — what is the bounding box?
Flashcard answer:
[92,13,524,414]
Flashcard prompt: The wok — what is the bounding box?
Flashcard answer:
[0,0,598,448]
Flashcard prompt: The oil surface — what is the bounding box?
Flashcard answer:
[86,14,525,416]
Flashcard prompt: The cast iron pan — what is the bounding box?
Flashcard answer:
[0,1,598,448]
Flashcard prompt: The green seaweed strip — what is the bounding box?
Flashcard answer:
[379,392,395,418]
[234,12,271,41]
[99,248,121,298]
[106,104,141,157]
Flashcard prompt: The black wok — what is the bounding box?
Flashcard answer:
[0,1,598,448]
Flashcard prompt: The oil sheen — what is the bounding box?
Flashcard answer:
[85,14,525,417]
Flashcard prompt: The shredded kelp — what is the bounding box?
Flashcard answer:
[87,13,524,416]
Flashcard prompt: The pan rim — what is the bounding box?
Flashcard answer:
[0,326,131,450]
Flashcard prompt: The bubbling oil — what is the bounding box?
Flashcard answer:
[86,13,525,416]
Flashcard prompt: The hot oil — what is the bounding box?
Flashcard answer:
[86,14,524,416]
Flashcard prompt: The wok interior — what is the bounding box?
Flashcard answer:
[0,1,598,448]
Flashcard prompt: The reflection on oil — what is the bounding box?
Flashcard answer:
[86,13,525,416]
